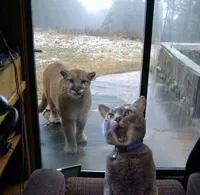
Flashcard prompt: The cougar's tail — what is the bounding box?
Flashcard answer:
[38,93,48,113]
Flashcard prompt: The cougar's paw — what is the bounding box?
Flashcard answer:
[64,145,78,154]
[49,114,61,123]
[77,133,87,144]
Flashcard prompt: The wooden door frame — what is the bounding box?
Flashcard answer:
[18,0,42,174]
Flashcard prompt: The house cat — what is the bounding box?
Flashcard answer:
[39,62,96,153]
[98,96,158,195]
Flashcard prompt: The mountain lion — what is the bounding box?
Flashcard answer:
[39,62,96,153]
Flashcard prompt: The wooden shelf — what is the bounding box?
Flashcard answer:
[0,180,28,195]
[0,134,22,176]
[0,1,40,192]
[0,81,26,125]
[0,57,22,99]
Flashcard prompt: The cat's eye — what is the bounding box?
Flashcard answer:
[124,110,132,116]
[107,113,114,118]
[68,79,73,83]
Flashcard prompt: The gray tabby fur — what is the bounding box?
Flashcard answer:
[98,96,158,195]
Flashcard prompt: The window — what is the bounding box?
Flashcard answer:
[31,0,199,172]
[147,0,200,168]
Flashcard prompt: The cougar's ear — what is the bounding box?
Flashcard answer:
[60,70,69,78]
[87,72,96,81]
[133,96,146,113]
[98,104,110,118]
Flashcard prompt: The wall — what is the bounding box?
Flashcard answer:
[156,43,200,117]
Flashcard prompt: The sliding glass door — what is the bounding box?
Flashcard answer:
[31,0,200,176]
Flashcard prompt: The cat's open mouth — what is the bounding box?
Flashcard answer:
[114,126,127,142]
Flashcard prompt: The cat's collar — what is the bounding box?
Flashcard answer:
[115,141,143,153]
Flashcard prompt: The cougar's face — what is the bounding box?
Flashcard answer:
[60,69,96,98]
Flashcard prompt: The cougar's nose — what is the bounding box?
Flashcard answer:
[73,87,81,92]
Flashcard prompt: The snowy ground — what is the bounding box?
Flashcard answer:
[34,29,143,62]
[33,29,144,98]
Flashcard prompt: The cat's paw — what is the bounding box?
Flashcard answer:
[49,114,61,123]
[77,133,87,144]
[64,145,78,154]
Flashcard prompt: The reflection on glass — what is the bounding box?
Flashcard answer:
[147,0,200,168]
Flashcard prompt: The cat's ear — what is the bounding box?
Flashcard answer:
[98,104,110,118]
[60,70,69,78]
[133,96,146,113]
[87,72,96,81]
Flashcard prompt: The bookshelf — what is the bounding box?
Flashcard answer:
[0,0,41,193]
[0,57,28,194]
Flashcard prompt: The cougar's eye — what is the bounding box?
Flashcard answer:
[124,110,132,117]
[107,113,114,119]
[68,79,73,83]
[82,80,88,84]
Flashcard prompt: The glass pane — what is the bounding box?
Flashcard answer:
[31,0,145,170]
[147,0,200,168]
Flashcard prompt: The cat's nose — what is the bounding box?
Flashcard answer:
[115,116,122,123]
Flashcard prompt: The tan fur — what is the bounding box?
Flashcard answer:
[39,62,95,153]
